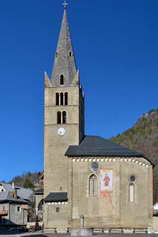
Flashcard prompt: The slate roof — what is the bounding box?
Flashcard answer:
[65,136,146,158]
[44,192,68,203]
[16,187,33,201]
[0,190,8,200]
[0,198,28,204]
[0,183,33,203]
[51,8,77,87]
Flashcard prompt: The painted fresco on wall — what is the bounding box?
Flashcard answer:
[100,169,113,198]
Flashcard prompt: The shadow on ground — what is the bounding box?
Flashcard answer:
[1,233,158,237]
[21,234,158,237]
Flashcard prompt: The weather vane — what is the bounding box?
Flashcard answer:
[63,0,68,9]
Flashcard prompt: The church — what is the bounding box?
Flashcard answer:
[43,3,153,233]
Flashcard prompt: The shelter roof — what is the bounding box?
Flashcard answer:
[44,192,68,203]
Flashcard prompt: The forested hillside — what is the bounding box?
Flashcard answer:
[112,109,158,203]
[9,171,43,190]
[112,109,158,164]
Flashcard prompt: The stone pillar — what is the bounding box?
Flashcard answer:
[80,215,84,228]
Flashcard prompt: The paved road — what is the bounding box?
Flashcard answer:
[0,234,66,237]
[20,235,158,237]
[2,234,158,237]
[0,233,158,237]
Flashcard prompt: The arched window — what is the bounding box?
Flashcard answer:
[62,111,67,124]
[60,75,64,85]
[69,51,72,56]
[57,112,61,124]
[89,174,98,196]
[65,92,68,105]
[60,93,64,105]
[56,93,59,106]
[38,199,44,211]
[129,183,135,202]
[129,175,136,202]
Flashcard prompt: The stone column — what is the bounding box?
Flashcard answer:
[80,215,84,228]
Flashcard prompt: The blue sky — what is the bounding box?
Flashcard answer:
[0,0,158,181]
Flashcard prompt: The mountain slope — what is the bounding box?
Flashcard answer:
[111,109,158,203]
[111,109,158,163]
[9,171,43,190]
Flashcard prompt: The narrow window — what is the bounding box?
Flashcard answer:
[57,112,61,124]
[56,93,59,106]
[60,75,64,85]
[129,183,135,202]
[65,92,68,105]
[56,207,60,213]
[69,51,72,56]
[89,174,97,196]
[38,199,44,211]
[60,93,64,106]
[17,206,21,212]
[62,111,67,124]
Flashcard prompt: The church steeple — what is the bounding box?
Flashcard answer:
[51,5,77,87]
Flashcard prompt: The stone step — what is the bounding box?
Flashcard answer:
[134,228,147,233]
[110,228,122,233]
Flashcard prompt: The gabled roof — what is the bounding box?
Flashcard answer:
[16,187,33,201]
[44,192,68,203]
[0,183,33,202]
[0,198,28,205]
[0,191,8,200]
[65,136,146,158]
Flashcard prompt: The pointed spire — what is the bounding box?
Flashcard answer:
[51,6,77,87]
[44,72,52,88]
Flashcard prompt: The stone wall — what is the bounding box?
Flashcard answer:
[44,86,83,230]
[71,157,153,229]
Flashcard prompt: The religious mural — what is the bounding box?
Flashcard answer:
[100,169,113,198]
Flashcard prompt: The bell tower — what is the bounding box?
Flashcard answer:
[44,3,84,201]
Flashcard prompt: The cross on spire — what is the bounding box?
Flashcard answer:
[63,0,68,9]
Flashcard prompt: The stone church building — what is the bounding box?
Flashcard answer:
[44,5,153,233]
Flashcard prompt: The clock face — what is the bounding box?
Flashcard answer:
[57,128,66,136]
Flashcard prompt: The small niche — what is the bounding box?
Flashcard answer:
[56,207,60,213]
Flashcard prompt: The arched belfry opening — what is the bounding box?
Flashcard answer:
[65,92,68,105]
[60,93,64,105]
[60,75,64,85]
[57,111,62,124]
[62,111,67,124]
[56,93,59,106]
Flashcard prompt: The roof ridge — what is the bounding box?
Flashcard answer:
[65,135,154,164]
